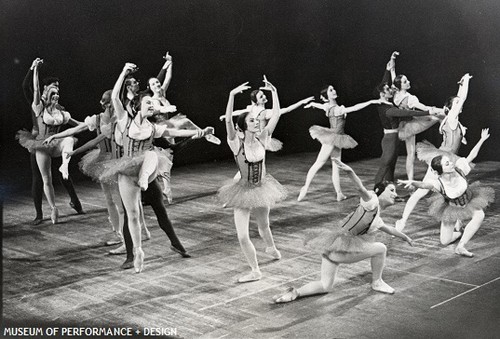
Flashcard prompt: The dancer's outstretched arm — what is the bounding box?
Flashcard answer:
[160,52,173,94]
[112,63,136,121]
[219,107,250,121]
[261,76,281,135]
[67,134,108,158]
[447,73,472,129]
[280,96,314,115]
[398,179,435,191]
[304,101,329,111]
[225,82,251,140]
[43,122,89,144]
[466,128,490,163]
[379,224,413,245]
[341,99,383,115]
[333,159,372,202]
[31,58,43,110]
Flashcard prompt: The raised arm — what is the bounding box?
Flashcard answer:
[466,128,490,163]
[22,66,34,105]
[160,52,173,93]
[112,63,136,121]
[333,159,372,202]
[261,77,281,134]
[387,51,399,82]
[447,73,472,128]
[31,58,43,108]
[225,82,251,140]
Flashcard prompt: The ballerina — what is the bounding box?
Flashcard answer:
[17,58,81,224]
[398,128,494,257]
[298,85,382,202]
[218,77,287,283]
[396,74,472,231]
[273,159,413,303]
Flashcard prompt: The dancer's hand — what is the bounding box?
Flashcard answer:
[219,115,226,121]
[194,127,215,139]
[161,105,177,114]
[260,75,277,92]
[386,51,399,70]
[123,63,138,74]
[480,128,490,141]
[43,136,55,145]
[230,82,250,96]
[397,179,414,189]
[301,96,315,105]
[332,158,353,172]
[304,102,313,109]
[162,52,172,68]
[458,73,473,85]
[31,58,43,70]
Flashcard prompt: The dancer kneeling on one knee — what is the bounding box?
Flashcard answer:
[273,159,413,303]
[398,128,494,258]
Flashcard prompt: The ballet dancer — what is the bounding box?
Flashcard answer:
[218,78,287,283]
[298,85,383,202]
[273,159,413,303]
[396,74,472,231]
[398,128,494,257]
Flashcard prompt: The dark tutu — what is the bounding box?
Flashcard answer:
[99,148,173,185]
[428,182,495,223]
[398,116,438,140]
[416,140,460,164]
[309,125,357,149]
[217,174,287,209]
[266,137,283,152]
[79,149,112,182]
[16,130,75,157]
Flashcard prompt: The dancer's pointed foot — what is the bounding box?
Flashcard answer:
[105,232,123,246]
[371,279,395,294]
[205,134,221,145]
[265,246,282,260]
[50,207,59,224]
[121,258,134,270]
[59,163,69,180]
[237,270,262,283]
[170,245,191,258]
[273,287,299,303]
[133,247,144,273]
[69,201,85,214]
[336,192,347,202]
[31,217,43,225]
[297,186,308,202]
[143,227,151,241]
[455,245,474,257]
[109,244,126,255]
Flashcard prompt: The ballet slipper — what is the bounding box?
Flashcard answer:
[237,270,262,283]
[371,279,395,294]
[297,186,308,202]
[120,258,134,270]
[59,163,69,180]
[133,247,144,273]
[105,232,123,246]
[109,244,126,255]
[50,207,59,224]
[265,246,282,260]
[204,134,221,145]
[170,245,191,258]
[273,287,299,303]
[31,217,43,226]
[455,245,473,257]
[336,193,347,202]
[69,201,85,214]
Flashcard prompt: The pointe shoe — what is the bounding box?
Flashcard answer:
[121,259,134,270]
[133,248,144,273]
[297,186,308,202]
[265,247,282,260]
[205,134,221,145]
[137,175,149,191]
[59,163,69,180]
[31,217,43,225]
[371,279,395,294]
[69,201,85,214]
[273,287,299,303]
[50,207,59,224]
[455,246,474,257]
[109,244,126,255]
[237,270,262,283]
[336,193,347,202]
[170,245,191,258]
[143,228,151,241]
[105,232,123,246]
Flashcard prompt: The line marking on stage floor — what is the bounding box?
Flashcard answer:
[386,267,478,287]
[430,276,500,309]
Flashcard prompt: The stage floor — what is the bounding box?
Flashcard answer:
[3,153,500,338]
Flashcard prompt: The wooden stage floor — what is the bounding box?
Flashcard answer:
[3,153,500,338]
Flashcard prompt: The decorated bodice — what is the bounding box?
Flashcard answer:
[229,133,268,185]
[326,105,346,133]
[439,117,466,153]
[32,103,71,139]
[111,122,124,159]
[122,118,156,157]
[437,170,470,207]
[393,92,419,110]
[339,191,383,235]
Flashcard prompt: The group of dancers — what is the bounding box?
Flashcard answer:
[16,51,494,304]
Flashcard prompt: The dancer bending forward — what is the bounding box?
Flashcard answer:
[398,128,494,257]
[274,159,413,303]
[298,86,382,202]
[218,79,287,283]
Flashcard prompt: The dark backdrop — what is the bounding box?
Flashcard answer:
[2,0,500,186]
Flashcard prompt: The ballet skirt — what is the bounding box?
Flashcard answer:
[267,137,283,152]
[394,92,438,140]
[416,140,460,165]
[309,105,357,149]
[217,130,287,209]
[306,192,383,254]
[428,158,495,222]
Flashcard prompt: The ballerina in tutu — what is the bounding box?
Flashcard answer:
[297,86,383,202]
[391,53,444,182]
[17,58,82,224]
[101,62,214,273]
[219,86,313,152]
[218,77,287,283]
[396,74,472,231]
[398,128,494,257]
[273,159,413,303]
